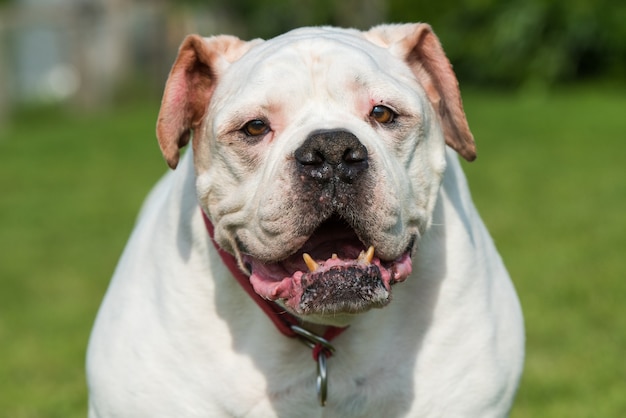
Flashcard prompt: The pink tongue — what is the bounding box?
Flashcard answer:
[390,252,413,282]
[247,260,297,301]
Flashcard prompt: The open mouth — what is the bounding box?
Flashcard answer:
[243,216,414,316]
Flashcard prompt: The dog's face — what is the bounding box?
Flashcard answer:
[156,24,475,324]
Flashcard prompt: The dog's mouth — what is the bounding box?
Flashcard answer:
[243,216,414,316]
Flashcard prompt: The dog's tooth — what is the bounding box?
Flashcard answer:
[365,246,375,264]
[331,253,338,260]
[303,253,319,272]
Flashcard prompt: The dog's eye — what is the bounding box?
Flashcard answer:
[242,119,270,137]
[370,105,396,124]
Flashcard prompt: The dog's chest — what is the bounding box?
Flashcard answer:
[211,354,414,417]
[189,320,418,417]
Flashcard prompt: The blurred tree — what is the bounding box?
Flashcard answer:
[198,0,386,39]
[387,0,626,87]
[178,0,626,87]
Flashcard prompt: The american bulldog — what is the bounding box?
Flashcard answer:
[87,23,525,417]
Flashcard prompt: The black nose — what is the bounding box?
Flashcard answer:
[294,130,368,183]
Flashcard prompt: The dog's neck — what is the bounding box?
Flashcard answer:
[201,209,347,405]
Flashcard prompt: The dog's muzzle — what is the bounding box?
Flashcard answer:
[241,129,414,317]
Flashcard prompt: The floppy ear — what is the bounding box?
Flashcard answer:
[365,24,476,162]
[156,34,259,169]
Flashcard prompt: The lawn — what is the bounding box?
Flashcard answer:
[0,88,624,417]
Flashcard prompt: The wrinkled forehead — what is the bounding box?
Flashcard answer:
[216,28,414,97]
[252,28,388,68]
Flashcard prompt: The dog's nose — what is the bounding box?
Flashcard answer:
[294,130,368,183]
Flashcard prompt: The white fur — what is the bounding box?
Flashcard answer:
[87,26,524,417]
[87,150,524,417]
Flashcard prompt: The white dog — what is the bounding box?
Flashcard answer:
[87,23,524,417]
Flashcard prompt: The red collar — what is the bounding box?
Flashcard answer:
[200,210,347,357]
[201,210,346,405]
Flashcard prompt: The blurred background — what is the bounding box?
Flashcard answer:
[0,0,624,416]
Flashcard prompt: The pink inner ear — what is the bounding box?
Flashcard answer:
[157,72,193,169]
[400,24,477,162]
[156,34,258,170]
[156,36,215,169]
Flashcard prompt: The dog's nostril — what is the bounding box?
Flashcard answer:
[295,130,368,183]
[343,147,367,163]
[297,150,325,166]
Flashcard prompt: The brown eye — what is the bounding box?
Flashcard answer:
[370,105,396,124]
[242,119,270,137]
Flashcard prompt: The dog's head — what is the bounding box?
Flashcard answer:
[156,24,475,325]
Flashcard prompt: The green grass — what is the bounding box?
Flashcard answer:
[462,88,626,417]
[1,88,624,416]
[0,102,165,417]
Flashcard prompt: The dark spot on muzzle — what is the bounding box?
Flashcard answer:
[299,264,390,314]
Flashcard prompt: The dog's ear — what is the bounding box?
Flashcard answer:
[156,35,260,169]
[365,24,476,162]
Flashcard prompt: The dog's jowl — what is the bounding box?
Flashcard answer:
[87,23,524,417]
